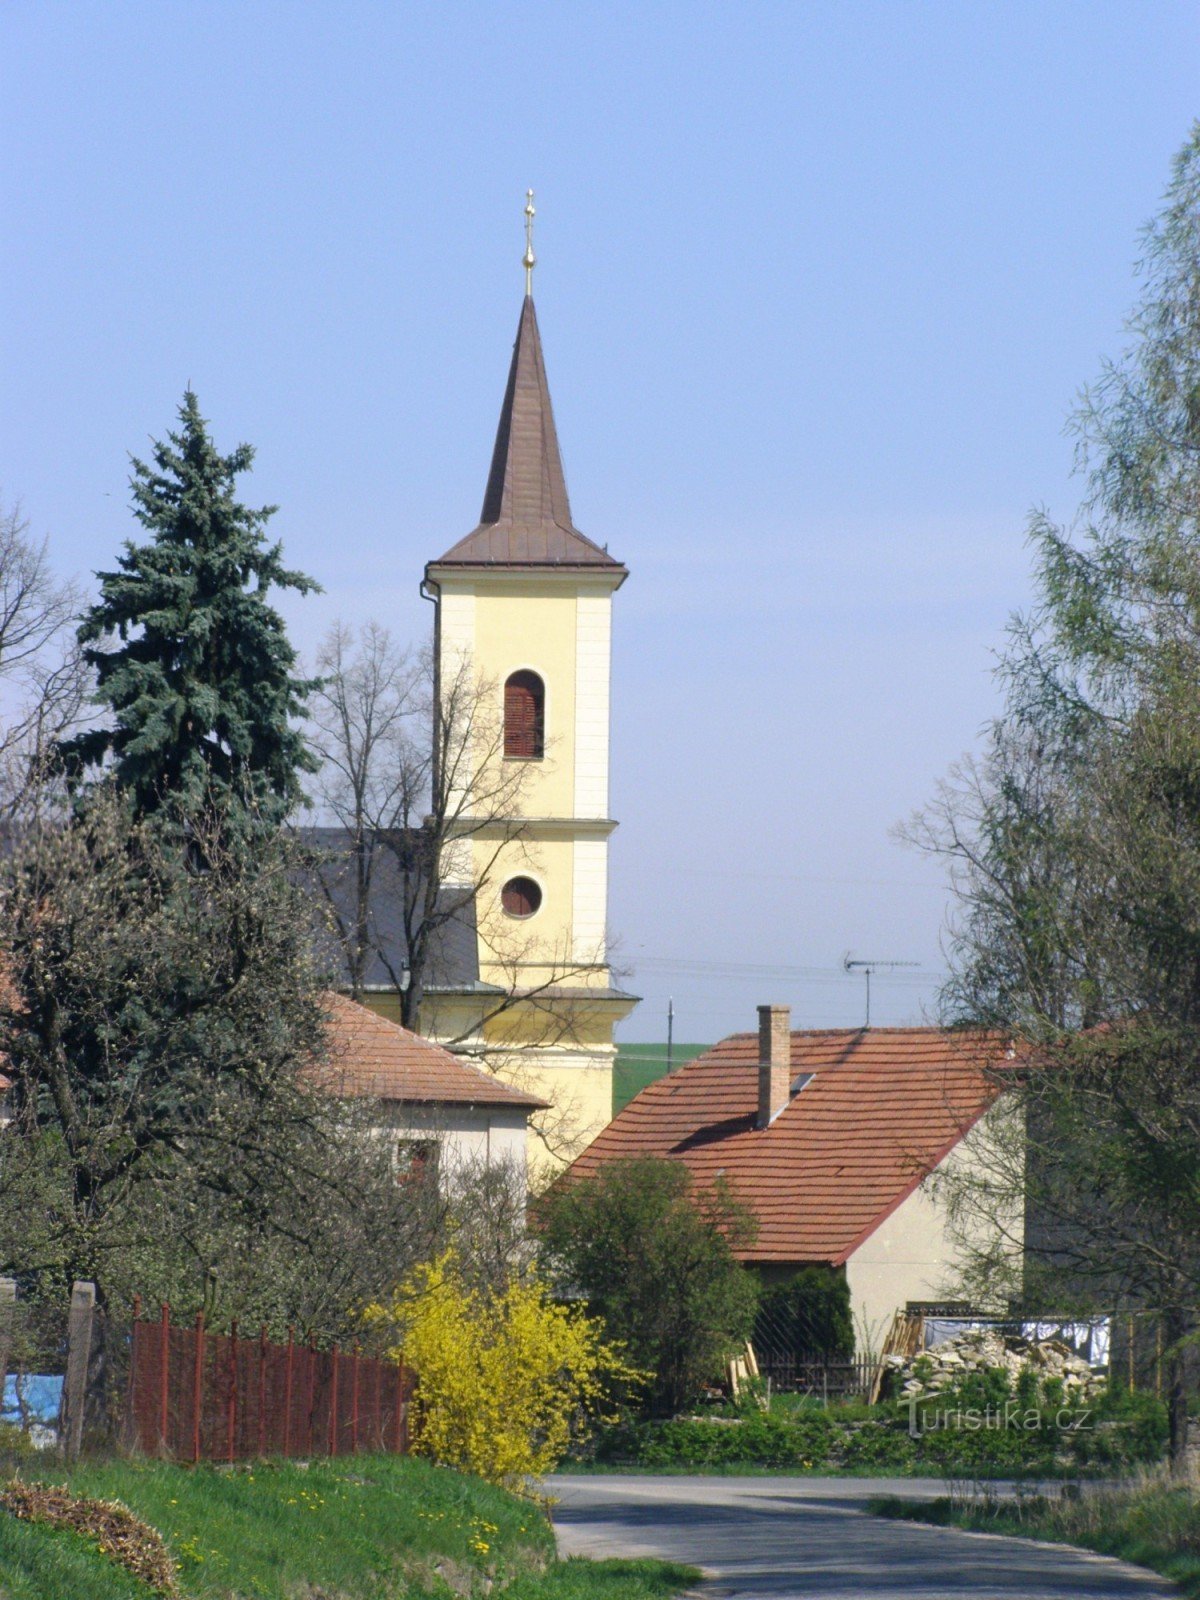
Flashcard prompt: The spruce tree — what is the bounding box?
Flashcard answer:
[62,391,318,822]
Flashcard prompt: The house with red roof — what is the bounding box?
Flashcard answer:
[315,993,547,1184]
[0,991,543,1186]
[564,1004,1017,1349]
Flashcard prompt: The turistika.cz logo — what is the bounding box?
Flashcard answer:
[906,1398,1093,1439]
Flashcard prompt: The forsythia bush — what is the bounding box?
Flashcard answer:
[367,1250,640,1488]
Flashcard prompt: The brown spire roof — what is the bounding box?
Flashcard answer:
[429,296,626,575]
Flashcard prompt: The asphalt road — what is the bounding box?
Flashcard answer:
[548,1475,1177,1600]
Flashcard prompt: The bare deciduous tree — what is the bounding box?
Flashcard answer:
[305,622,535,1025]
[0,496,86,812]
[304,622,614,1162]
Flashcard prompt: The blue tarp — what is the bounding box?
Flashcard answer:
[2,1373,62,1428]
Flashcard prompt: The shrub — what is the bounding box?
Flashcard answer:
[839,1424,918,1471]
[755,1267,854,1360]
[367,1249,639,1489]
[944,1365,1013,1410]
[1013,1365,1039,1408]
[590,1391,1169,1477]
[539,1157,759,1416]
[1074,1388,1169,1469]
[609,1412,838,1470]
[919,1416,1059,1480]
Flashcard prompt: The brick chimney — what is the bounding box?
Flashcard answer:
[757,1004,791,1128]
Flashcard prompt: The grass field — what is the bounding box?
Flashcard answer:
[613,1043,710,1115]
[0,1453,698,1600]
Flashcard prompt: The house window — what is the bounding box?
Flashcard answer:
[396,1139,439,1184]
[501,876,542,918]
[504,670,544,758]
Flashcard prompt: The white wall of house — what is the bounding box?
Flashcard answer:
[845,1107,1024,1355]
[372,1102,531,1185]
[845,1178,957,1356]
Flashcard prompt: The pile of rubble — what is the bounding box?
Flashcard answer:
[884,1327,1105,1401]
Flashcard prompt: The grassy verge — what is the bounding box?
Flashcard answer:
[0,1453,698,1600]
[870,1478,1200,1598]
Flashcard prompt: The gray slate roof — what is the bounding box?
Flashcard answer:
[298,827,487,994]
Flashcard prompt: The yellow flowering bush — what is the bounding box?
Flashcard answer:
[367,1249,640,1487]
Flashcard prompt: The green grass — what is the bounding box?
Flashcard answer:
[0,1453,698,1600]
[870,1478,1200,1598]
[506,1557,699,1597]
[613,1044,710,1114]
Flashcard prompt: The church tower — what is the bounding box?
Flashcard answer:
[421,197,637,1166]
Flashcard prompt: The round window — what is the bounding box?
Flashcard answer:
[501,876,542,918]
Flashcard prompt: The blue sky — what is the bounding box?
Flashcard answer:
[3,2,1198,1040]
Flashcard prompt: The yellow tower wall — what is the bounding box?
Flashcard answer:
[424,566,635,1167]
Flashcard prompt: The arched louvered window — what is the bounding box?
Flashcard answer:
[504,670,545,758]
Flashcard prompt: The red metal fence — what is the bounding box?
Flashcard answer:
[127,1304,412,1462]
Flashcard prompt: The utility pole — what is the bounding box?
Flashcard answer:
[667,997,675,1073]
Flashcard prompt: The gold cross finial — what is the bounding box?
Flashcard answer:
[523,189,536,296]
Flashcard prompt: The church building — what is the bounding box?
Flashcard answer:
[414,213,638,1164]
[308,202,638,1167]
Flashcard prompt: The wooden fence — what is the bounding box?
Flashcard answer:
[755,1350,876,1401]
[126,1303,412,1463]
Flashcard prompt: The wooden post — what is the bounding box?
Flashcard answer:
[283,1328,294,1458]
[329,1344,340,1457]
[61,1282,96,1463]
[0,1279,16,1415]
[191,1312,205,1463]
[1155,1320,1163,1400]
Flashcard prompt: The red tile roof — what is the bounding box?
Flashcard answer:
[565,1028,1007,1265]
[315,993,547,1111]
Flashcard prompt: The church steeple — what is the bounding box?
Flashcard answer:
[479,294,577,536]
[420,201,638,1168]
[429,219,625,573]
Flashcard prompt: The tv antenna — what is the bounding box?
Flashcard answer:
[842,955,920,1027]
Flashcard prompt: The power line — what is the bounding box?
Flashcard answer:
[651,866,947,892]
[631,955,943,984]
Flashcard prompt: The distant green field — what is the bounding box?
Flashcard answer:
[613,1042,710,1115]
